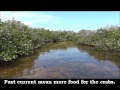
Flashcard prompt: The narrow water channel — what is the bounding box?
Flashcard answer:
[0,42,120,79]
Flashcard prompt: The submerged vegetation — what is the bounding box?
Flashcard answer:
[0,19,120,61]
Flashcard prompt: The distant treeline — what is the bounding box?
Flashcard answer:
[0,19,120,61]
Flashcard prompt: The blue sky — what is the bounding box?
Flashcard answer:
[1,11,119,32]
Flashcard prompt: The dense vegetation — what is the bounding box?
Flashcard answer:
[0,19,75,61]
[0,19,120,61]
[76,26,120,51]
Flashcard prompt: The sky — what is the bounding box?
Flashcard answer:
[0,11,119,32]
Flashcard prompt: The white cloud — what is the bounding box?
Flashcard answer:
[76,24,81,27]
[24,21,33,26]
[31,15,53,22]
[0,11,54,26]
[55,21,60,24]
[1,12,37,18]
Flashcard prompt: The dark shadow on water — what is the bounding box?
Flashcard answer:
[0,41,120,79]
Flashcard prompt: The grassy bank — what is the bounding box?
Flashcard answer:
[0,19,120,61]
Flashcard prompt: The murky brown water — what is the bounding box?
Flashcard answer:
[0,42,120,79]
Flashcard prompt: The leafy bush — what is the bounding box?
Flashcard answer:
[76,26,120,51]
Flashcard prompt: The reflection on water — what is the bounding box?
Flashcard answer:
[0,42,120,79]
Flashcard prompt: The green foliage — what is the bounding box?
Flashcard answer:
[0,19,119,61]
[0,19,75,61]
[76,26,120,52]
